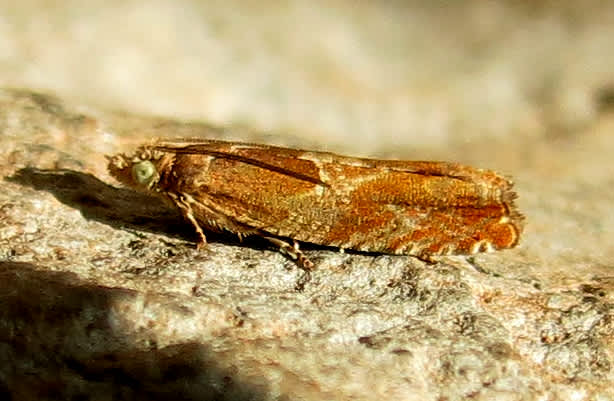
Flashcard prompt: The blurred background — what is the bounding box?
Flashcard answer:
[1,0,613,160]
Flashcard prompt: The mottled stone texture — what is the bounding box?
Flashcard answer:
[1,1,614,400]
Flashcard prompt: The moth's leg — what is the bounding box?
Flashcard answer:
[186,210,208,250]
[263,236,314,270]
[169,193,208,248]
[416,252,437,265]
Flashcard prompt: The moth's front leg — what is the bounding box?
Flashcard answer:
[167,192,208,248]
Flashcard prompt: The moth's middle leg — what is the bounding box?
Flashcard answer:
[263,236,314,270]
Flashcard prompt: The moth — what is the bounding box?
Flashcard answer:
[107,138,523,268]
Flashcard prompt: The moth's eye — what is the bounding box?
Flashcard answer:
[132,160,157,186]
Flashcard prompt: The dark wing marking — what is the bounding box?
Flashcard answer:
[369,160,488,183]
[153,139,494,186]
[152,144,330,187]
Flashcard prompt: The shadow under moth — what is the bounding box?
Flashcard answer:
[107,138,523,268]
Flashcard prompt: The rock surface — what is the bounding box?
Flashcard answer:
[1,2,614,400]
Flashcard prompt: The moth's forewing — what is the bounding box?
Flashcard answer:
[146,140,523,257]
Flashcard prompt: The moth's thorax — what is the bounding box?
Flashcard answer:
[107,146,175,193]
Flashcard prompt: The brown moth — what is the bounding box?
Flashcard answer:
[107,138,523,268]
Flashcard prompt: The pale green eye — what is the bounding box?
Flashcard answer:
[132,160,157,186]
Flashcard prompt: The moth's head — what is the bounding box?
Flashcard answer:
[107,146,163,192]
